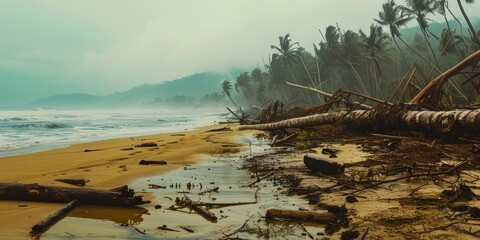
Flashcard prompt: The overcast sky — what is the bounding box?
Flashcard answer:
[0,0,479,105]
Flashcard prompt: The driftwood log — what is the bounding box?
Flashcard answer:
[30,199,78,236]
[240,109,480,134]
[139,160,167,165]
[0,182,144,207]
[174,197,217,222]
[55,178,89,187]
[304,155,345,175]
[266,209,335,224]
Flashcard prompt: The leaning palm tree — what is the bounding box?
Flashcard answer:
[337,29,370,95]
[402,0,439,63]
[439,28,467,59]
[359,24,392,76]
[457,0,480,49]
[375,0,439,72]
[221,80,240,109]
[434,0,463,35]
[374,0,412,55]
[435,0,465,58]
[359,24,394,97]
[270,34,300,83]
[316,26,343,92]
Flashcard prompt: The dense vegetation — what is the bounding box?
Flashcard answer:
[227,0,480,110]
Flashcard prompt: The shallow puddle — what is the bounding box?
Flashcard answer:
[43,135,324,239]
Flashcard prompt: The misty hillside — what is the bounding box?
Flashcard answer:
[31,72,229,108]
[31,94,103,108]
[400,17,480,40]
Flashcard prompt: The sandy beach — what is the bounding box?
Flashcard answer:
[0,123,253,238]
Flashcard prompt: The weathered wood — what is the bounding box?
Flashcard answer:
[135,142,158,148]
[30,199,78,236]
[410,50,480,104]
[157,226,180,232]
[198,187,219,195]
[148,184,166,189]
[180,226,194,233]
[227,107,247,124]
[191,205,217,222]
[240,109,480,134]
[139,160,167,165]
[55,178,89,187]
[175,197,217,222]
[266,208,335,224]
[304,155,345,175]
[0,182,144,207]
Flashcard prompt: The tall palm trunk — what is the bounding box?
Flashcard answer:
[446,4,464,36]
[420,29,439,64]
[397,36,441,74]
[298,56,316,87]
[442,14,463,59]
[457,0,480,48]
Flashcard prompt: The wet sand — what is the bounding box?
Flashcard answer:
[0,124,254,239]
[43,136,318,239]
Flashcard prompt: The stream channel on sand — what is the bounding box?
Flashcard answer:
[40,135,332,239]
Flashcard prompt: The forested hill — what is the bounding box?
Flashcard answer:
[400,17,480,40]
[31,72,231,108]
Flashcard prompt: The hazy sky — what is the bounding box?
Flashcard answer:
[1,0,479,105]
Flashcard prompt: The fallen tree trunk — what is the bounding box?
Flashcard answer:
[410,50,480,104]
[304,155,345,175]
[266,209,335,224]
[0,182,144,207]
[30,199,78,236]
[240,109,480,134]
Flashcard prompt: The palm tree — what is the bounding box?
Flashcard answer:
[402,0,439,63]
[457,0,480,49]
[221,80,240,109]
[375,0,439,72]
[434,0,463,35]
[270,34,316,88]
[439,28,467,59]
[359,24,394,97]
[337,29,370,95]
[315,26,342,92]
[374,0,412,53]
[359,24,392,76]
[434,0,466,58]
[270,34,300,83]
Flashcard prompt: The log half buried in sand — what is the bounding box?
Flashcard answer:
[304,155,345,176]
[55,178,89,187]
[265,209,335,224]
[135,142,158,148]
[139,160,167,165]
[30,199,78,237]
[0,182,144,207]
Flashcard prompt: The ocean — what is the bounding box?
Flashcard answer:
[0,108,223,157]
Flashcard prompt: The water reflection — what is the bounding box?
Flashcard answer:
[69,205,148,225]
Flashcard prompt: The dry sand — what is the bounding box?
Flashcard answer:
[0,124,254,238]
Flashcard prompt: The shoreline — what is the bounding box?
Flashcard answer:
[0,123,256,238]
